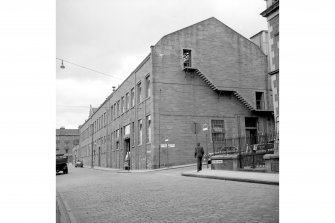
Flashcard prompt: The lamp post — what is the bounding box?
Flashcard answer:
[203,123,209,168]
[165,138,169,168]
[91,123,94,168]
[60,60,65,69]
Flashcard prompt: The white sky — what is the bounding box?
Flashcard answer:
[56,0,268,129]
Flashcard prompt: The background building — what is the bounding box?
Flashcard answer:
[78,17,275,170]
[56,127,80,163]
[261,0,279,152]
[250,30,269,56]
[72,145,79,164]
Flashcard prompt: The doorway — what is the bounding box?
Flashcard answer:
[124,138,130,169]
[98,147,101,167]
[245,117,258,146]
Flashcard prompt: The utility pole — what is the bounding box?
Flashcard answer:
[158,89,161,168]
[203,123,209,168]
[165,138,169,168]
[91,123,94,168]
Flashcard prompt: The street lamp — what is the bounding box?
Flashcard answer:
[203,123,209,168]
[165,138,169,168]
[60,60,65,69]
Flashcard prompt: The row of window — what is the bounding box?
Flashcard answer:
[82,115,152,157]
[56,139,79,145]
[110,75,150,121]
[81,75,151,141]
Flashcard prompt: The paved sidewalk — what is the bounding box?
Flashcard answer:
[83,163,197,173]
[82,164,278,185]
[181,169,279,185]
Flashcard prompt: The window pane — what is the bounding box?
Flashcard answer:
[146,76,150,98]
[137,83,142,103]
[138,119,142,145]
[131,88,135,107]
[146,115,151,143]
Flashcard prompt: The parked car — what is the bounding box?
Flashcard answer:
[75,160,83,168]
[56,154,68,174]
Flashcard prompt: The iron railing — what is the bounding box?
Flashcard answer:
[205,133,276,169]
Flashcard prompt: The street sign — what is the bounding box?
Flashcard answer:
[161,144,167,148]
[212,160,223,164]
[168,144,175,148]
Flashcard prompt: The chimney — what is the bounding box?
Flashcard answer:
[112,86,116,92]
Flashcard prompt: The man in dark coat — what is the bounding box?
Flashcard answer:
[194,143,204,172]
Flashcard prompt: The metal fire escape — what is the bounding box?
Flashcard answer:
[183,67,255,111]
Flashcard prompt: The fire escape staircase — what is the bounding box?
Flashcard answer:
[183,67,255,111]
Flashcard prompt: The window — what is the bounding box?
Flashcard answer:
[104,113,106,126]
[111,105,113,121]
[132,122,135,145]
[145,75,150,98]
[73,139,79,145]
[245,117,257,128]
[116,129,120,139]
[146,115,151,143]
[124,124,130,136]
[117,100,120,116]
[211,120,225,151]
[121,96,124,114]
[256,92,264,110]
[113,103,116,119]
[183,49,192,68]
[137,82,142,104]
[125,93,129,111]
[131,88,135,107]
[138,119,142,145]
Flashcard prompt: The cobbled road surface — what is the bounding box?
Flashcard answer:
[56,165,279,223]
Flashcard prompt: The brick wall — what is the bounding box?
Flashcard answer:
[78,17,274,169]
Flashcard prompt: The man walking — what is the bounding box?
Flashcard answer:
[194,142,204,172]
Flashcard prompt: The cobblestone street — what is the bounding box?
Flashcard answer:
[57,165,279,223]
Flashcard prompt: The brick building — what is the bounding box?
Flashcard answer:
[78,17,274,170]
[56,127,80,162]
[261,0,279,152]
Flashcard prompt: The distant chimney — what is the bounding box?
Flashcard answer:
[60,127,65,130]
[112,86,116,92]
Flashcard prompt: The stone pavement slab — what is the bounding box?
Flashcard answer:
[181,169,279,185]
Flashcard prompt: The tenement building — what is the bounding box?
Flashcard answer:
[56,127,80,162]
[78,17,275,170]
[261,0,279,152]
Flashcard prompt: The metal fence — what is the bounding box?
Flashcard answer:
[208,133,276,169]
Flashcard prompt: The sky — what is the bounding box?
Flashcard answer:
[56,0,268,129]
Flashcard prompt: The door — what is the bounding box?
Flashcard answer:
[246,129,258,145]
[98,147,101,166]
[124,138,130,169]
